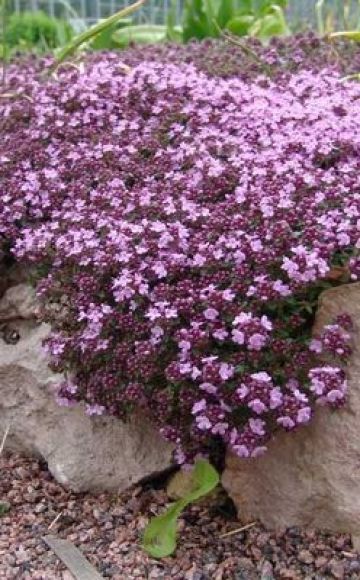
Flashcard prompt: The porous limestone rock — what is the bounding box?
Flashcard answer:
[0,283,173,492]
[222,283,360,549]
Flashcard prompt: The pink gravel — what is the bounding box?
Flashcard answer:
[1,452,360,579]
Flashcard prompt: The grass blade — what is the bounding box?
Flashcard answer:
[54,0,145,66]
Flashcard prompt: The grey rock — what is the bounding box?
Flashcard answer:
[0,283,39,321]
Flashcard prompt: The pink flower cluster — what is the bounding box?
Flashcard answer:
[0,49,358,462]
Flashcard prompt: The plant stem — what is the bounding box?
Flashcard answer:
[220,30,273,76]
[1,0,7,88]
[53,0,145,68]
[316,0,325,36]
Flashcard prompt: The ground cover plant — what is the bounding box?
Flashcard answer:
[0,36,359,471]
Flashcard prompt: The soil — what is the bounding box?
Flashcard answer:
[1,452,359,579]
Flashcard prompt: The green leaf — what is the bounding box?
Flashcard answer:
[183,0,219,41]
[226,14,255,36]
[90,18,132,50]
[234,0,253,14]
[142,459,219,558]
[250,5,289,39]
[255,0,287,15]
[166,0,183,42]
[216,0,236,29]
[315,0,325,35]
[0,502,10,516]
[112,24,168,47]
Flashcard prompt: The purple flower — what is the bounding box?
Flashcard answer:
[85,403,106,416]
[219,363,234,381]
[204,307,219,321]
[232,329,245,345]
[195,415,212,431]
[248,398,267,414]
[192,399,207,415]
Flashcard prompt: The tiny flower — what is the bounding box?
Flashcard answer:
[326,389,346,403]
[213,328,228,341]
[232,329,245,345]
[192,399,207,415]
[248,333,266,351]
[270,388,283,409]
[248,398,267,414]
[297,407,312,424]
[85,403,106,416]
[211,422,228,435]
[251,371,272,383]
[200,382,218,395]
[309,339,323,353]
[236,384,249,399]
[233,444,250,458]
[249,418,266,436]
[260,315,273,331]
[222,289,235,301]
[195,415,212,431]
[204,307,219,321]
[277,416,296,429]
[219,363,234,381]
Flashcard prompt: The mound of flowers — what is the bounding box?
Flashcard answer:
[1,38,359,463]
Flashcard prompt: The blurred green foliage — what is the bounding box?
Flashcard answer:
[182,0,289,42]
[9,0,360,60]
[4,10,73,51]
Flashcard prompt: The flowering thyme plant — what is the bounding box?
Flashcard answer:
[0,38,359,464]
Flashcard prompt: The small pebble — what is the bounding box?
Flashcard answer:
[329,559,345,579]
[298,549,314,564]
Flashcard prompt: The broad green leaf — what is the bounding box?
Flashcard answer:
[234,0,253,14]
[226,14,255,36]
[250,5,288,39]
[54,0,145,66]
[216,0,236,29]
[255,0,287,14]
[167,25,183,43]
[90,19,131,50]
[329,30,360,42]
[183,0,219,41]
[204,0,221,35]
[142,459,219,558]
[166,0,183,42]
[112,24,168,47]
[142,499,186,559]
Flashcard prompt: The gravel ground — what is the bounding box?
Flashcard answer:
[1,452,360,579]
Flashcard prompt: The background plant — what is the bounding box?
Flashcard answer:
[2,10,73,54]
[316,0,360,34]
[183,0,289,41]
